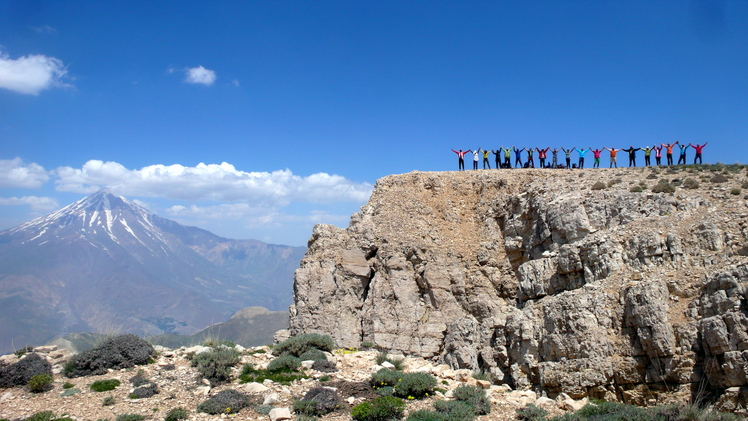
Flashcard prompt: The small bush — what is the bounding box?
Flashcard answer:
[376,386,395,396]
[607,179,622,187]
[313,360,337,373]
[102,396,115,406]
[683,178,699,189]
[295,387,339,415]
[164,408,188,421]
[730,187,742,195]
[433,400,476,421]
[255,404,273,415]
[129,370,149,387]
[65,334,155,378]
[129,383,158,399]
[370,368,401,388]
[452,384,491,415]
[591,181,606,190]
[393,372,437,399]
[375,352,405,371]
[14,346,34,358]
[516,404,547,421]
[28,373,53,393]
[0,353,53,388]
[115,415,144,421]
[651,179,676,193]
[239,363,308,385]
[407,409,449,421]
[62,382,74,389]
[25,412,55,421]
[361,341,376,349]
[299,348,327,362]
[197,389,249,415]
[630,185,644,193]
[351,396,405,421]
[191,347,241,385]
[273,333,335,357]
[90,379,121,392]
[267,354,302,372]
[711,173,729,183]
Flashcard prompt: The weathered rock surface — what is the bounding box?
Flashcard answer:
[290,168,748,404]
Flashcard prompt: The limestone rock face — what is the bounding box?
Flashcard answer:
[290,169,748,404]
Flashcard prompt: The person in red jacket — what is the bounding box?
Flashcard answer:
[452,149,471,170]
[689,142,708,164]
[536,147,550,168]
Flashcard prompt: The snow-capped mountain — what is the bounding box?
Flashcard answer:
[0,189,306,355]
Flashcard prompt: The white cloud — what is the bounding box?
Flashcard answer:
[0,51,71,95]
[184,65,216,85]
[0,196,59,212]
[54,160,373,205]
[0,158,50,188]
[231,79,240,87]
[29,25,57,34]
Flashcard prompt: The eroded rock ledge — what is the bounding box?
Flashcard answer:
[290,168,748,405]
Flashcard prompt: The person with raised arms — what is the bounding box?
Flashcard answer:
[551,148,560,168]
[653,145,663,166]
[591,148,603,169]
[677,143,690,165]
[513,147,524,168]
[622,146,641,167]
[452,149,471,171]
[536,147,550,168]
[502,146,512,168]
[642,146,654,167]
[604,147,621,168]
[493,148,502,169]
[577,147,591,169]
[662,142,678,165]
[561,147,576,169]
[689,142,708,164]
[472,148,480,170]
[526,148,535,168]
[481,148,491,169]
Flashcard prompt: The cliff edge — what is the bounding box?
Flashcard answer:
[290,166,748,406]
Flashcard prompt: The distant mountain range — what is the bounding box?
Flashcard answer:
[0,189,305,355]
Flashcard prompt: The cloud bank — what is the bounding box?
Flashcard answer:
[0,196,59,212]
[0,158,50,188]
[184,66,216,85]
[0,52,71,95]
[54,160,372,205]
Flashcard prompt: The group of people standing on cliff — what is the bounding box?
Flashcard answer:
[451,142,708,170]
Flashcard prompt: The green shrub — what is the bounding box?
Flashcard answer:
[683,178,699,189]
[238,363,308,385]
[591,181,606,190]
[361,341,376,349]
[254,404,273,415]
[90,379,121,392]
[432,400,476,421]
[375,352,405,371]
[351,396,405,421]
[393,372,437,399]
[376,386,395,396]
[129,383,158,399]
[28,373,53,393]
[711,173,729,183]
[102,396,115,406]
[730,187,742,195]
[294,387,339,415]
[370,368,401,388]
[115,415,144,421]
[65,334,154,378]
[516,403,547,421]
[14,346,34,358]
[651,179,675,193]
[299,348,327,362]
[0,353,53,388]
[62,382,74,389]
[267,354,302,371]
[197,389,249,415]
[407,409,449,421]
[25,412,55,421]
[164,408,188,421]
[452,384,491,415]
[319,374,331,382]
[191,347,241,385]
[60,388,79,397]
[273,333,335,357]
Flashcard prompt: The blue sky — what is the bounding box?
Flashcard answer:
[1,1,747,246]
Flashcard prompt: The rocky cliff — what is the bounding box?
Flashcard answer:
[290,166,748,406]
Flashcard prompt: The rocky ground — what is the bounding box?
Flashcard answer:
[0,344,582,421]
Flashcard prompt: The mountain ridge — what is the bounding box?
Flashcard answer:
[0,189,305,355]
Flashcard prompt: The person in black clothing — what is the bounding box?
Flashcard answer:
[623,146,641,167]
[493,149,501,169]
